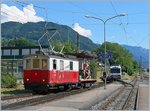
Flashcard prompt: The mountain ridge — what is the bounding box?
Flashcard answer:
[123,45,149,68]
[2,21,148,68]
[2,21,98,51]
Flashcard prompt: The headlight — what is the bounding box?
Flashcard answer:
[27,78,29,81]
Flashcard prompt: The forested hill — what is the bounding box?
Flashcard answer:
[1,21,98,51]
[123,45,149,68]
[2,22,148,68]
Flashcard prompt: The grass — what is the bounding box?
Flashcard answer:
[122,72,135,80]
[1,84,33,96]
[96,68,104,83]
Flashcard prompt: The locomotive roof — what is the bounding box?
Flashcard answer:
[23,53,78,60]
[110,65,121,68]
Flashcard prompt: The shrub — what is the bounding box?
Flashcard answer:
[127,68,134,76]
[90,59,98,79]
[1,72,17,88]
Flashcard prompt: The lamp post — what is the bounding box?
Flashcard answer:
[85,14,125,89]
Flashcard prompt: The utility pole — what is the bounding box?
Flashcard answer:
[85,14,125,90]
[139,56,143,81]
[77,32,80,53]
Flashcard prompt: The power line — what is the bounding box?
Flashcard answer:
[12,0,77,25]
[109,0,129,45]
[67,1,103,19]
[127,12,148,15]
[12,0,46,17]
[14,0,114,16]
[1,8,27,22]
[108,0,148,58]
[13,0,45,9]
[137,33,149,46]
[12,0,52,28]
[108,0,146,65]
[109,0,148,49]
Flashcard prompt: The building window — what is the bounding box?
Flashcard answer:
[33,59,40,69]
[53,59,57,70]
[31,49,39,54]
[42,59,47,69]
[22,49,30,55]
[12,49,19,55]
[3,49,10,55]
[70,61,73,70]
[60,60,64,70]
[26,59,31,70]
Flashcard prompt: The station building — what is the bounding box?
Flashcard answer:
[1,46,102,83]
[1,46,48,83]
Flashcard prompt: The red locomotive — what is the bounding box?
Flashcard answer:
[23,52,96,92]
[23,29,96,92]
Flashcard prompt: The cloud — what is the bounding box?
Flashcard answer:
[73,23,92,37]
[1,4,44,23]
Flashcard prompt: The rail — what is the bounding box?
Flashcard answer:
[2,83,103,110]
[91,77,138,110]
[1,93,33,100]
[122,79,137,110]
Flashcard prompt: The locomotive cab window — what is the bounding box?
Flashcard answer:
[42,59,47,69]
[26,59,31,70]
[53,59,57,70]
[70,61,73,70]
[33,59,40,69]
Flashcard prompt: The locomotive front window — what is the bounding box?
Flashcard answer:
[70,61,73,70]
[42,59,47,69]
[53,59,57,70]
[60,60,64,70]
[110,68,120,73]
[33,59,40,69]
[26,59,31,70]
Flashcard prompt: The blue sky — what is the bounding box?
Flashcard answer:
[1,0,149,49]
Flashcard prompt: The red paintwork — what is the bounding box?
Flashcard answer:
[49,70,78,84]
[24,70,49,84]
[24,70,79,85]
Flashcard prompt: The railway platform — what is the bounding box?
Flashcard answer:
[19,82,123,110]
[137,78,149,110]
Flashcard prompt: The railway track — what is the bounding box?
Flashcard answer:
[1,93,44,108]
[92,78,139,110]
[122,82,138,110]
[1,83,104,110]
[1,93,34,100]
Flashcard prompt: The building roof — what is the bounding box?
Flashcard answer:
[65,51,97,59]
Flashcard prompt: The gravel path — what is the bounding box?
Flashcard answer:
[1,95,44,106]
[92,79,138,110]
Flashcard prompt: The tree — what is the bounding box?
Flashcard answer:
[1,38,8,47]
[133,60,139,73]
[90,59,98,79]
[64,40,76,53]
[7,37,35,47]
[93,42,138,75]
[52,40,76,53]
[52,40,64,52]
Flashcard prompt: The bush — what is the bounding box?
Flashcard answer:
[127,68,134,76]
[90,59,98,79]
[1,72,17,88]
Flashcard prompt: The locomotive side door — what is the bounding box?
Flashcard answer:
[60,60,64,83]
[51,59,57,83]
[52,59,63,83]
